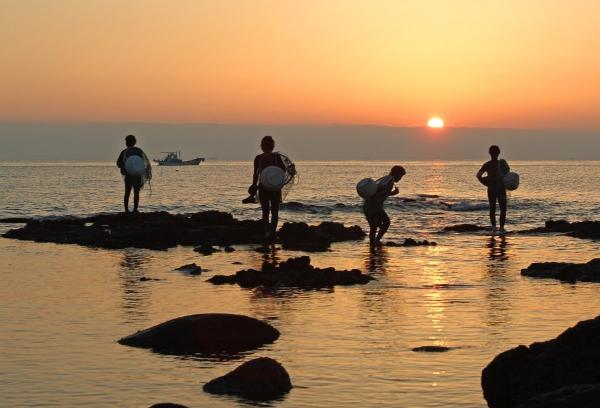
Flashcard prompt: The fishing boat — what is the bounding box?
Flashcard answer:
[153,151,205,166]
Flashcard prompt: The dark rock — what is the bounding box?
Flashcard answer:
[148,404,190,408]
[278,221,365,251]
[139,277,162,281]
[118,313,280,355]
[442,224,489,233]
[2,211,264,250]
[514,384,600,408]
[3,211,366,251]
[203,357,292,400]
[175,263,203,275]
[386,238,437,247]
[208,256,374,289]
[481,314,600,408]
[520,220,600,240]
[232,261,243,265]
[224,246,235,253]
[412,346,452,352]
[194,244,219,255]
[0,217,30,223]
[521,259,600,283]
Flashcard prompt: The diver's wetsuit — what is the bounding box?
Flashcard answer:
[478,159,510,227]
[254,152,286,236]
[363,176,394,244]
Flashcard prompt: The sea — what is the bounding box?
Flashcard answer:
[1,160,600,408]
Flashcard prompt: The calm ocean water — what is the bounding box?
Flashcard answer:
[1,160,600,408]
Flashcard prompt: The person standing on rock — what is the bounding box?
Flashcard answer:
[116,134,152,213]
[248,136,287,241]
[363,165,405,247]
[477,145,510,234]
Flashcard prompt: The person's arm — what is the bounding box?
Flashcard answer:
[500,159,510,175]
[248,155,260,194]
[476,163,487,182]
[117,150,124,168]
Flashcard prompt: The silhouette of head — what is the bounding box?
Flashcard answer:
[261,135,275,153]
[125,135,137,147]
[390,165,406,182]
[489,145,500,158]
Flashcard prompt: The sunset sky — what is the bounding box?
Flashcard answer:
[2,0,600,129]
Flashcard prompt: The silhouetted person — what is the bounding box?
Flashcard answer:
[477,145,510,234]
[116,135,152,213]
[249,136,286,241]
[363,166,406,247]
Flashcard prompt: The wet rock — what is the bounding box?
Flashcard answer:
[514,384,600,408]
[0,217,30,223]
[203,357,292,400]
[3,211,366,251]
[278,221,365,252]
[175,263,203,275]
[481,314,600,408]
[118,313,280,355]
[208,256,374,289]
[442,224,489,233]
[386,238,437,247]
[148,404,190,408]
[520,220,600,240]
[139,277,162,281]
[232,261,243,265]
[2,211,264,250]
[521,259,600,283]
[194,244,219,256]
[224,246,235,253]
[412,346,452,352]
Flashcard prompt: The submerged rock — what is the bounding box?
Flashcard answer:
[208,256,374,289]
[514,384,600,408]
[194,244,219,256]
[118,313,280,355]
[148,404,190,408]
[481,314,600,408]
[3,211,365,251]
[203,357,292,400]
[521,259,600,283]
[174,263,203,275]
[278,221,365,251]
[412,345,452,352]
[386,238,437,247]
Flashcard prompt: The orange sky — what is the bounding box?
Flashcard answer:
[1,0,599,128]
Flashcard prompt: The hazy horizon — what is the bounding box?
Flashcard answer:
[1,122,598,161]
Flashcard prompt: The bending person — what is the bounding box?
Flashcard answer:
[116,134,152,213]
[477,145,510,234]
[363,165,405,247]
[249,135,286,241]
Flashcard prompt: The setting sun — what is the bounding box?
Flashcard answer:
[427,117,445,128]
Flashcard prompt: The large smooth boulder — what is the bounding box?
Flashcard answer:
[118,314,280,355]
[521,259,600,283]
[514,384,600,408]
[481,315,600,408]
[208,256,374,289]
[203,357,292,400]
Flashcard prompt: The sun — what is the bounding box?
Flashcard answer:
[427,117,445,128]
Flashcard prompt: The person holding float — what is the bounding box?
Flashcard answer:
[357,165,406,247]
[116,134,152,213]
[476,145,519,235]
[246,135,296,241]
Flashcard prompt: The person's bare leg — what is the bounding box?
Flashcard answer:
[375,212,390,244]
[260,198,270,238]
[270,197,280,239]
[133,185,140,213]
[487,189,497,228]
[124,183,132,213]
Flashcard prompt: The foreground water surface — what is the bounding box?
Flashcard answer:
[1,161,600,407]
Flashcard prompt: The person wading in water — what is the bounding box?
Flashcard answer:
[248,136,287,241]
[477,145,510,234]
